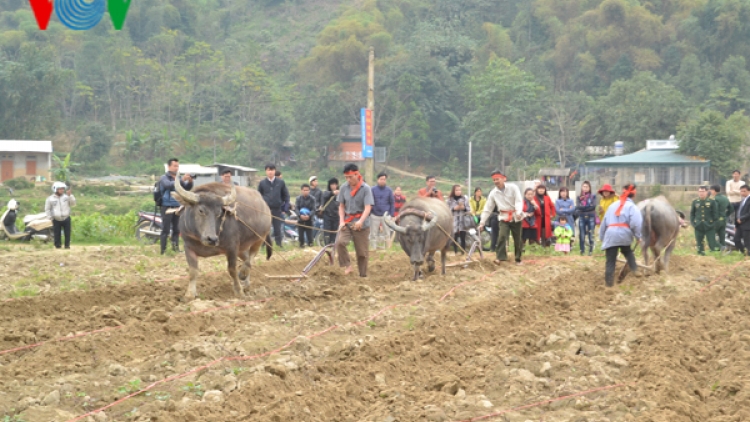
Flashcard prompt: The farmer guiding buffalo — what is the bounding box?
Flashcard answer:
[336,163,374,277]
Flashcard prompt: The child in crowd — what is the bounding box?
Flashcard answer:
[554,216,574,254]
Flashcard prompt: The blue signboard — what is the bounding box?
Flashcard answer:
[361,108,374,159]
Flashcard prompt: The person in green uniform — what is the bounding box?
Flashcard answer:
[690,186,719,255]
[710,184,731,251]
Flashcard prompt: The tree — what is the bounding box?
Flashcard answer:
[533,92,594,168]
[0,44,64,138]
[75,122,112,164]
[678,110,750,177]
[463,58,542,173]
[596,72,686,151]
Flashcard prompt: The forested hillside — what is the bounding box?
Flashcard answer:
[1,0,749,178]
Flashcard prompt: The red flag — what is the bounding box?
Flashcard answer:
[29,0,53,30]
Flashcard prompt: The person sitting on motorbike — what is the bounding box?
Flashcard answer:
[45,182,76,249]
[3,199,19,233]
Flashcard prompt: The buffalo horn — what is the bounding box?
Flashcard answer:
[174,173,200,204]
[222,184,237,205]
[383,213,406,234]
[421,211,438,232]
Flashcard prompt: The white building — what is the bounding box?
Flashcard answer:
[0,140,53,182]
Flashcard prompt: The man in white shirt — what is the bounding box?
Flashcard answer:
[726,170,745,224]
[478,169,525,265]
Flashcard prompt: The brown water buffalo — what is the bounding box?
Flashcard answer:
[173,179,272,298]
[383,197,453,280]
[638,196,689,273]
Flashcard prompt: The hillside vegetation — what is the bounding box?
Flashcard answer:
[1,0,750,179]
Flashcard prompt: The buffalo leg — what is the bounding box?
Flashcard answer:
[427,253,436,273]
[652,246,662,274]
[185,248,200,299]
[662,238,677,273]
[642,239,650,269]
[440,246,448,275]
[226,251,245,297]
[413,264,420,281]
[239,242,262,289]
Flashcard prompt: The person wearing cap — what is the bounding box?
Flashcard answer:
[308,176,323,207]
[221,168,239,186]
[477,169,525,265]
[418,175,444,201]
[597,184,616,224]
[690,186,719,255]
[45,181,76,249]
[599,183,642,287]
[337,163,375,277]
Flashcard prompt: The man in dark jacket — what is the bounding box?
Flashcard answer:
[370,172,395,249]
[258,163,290,248]
[710,184,731,251]
[159,158,194,254]
[295,184,318,247]
[736,185,750,255]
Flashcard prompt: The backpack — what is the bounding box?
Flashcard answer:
[153,182,163,207]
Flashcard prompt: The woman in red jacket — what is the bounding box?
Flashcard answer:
[533,184,556,247]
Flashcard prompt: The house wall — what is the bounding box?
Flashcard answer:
[0,151,51,181]
[583,165,709,187]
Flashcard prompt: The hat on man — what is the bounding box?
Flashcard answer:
[490,169,505,178]
[309,176,317,184]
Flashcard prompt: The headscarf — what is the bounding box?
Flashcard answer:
[615,185,637,216]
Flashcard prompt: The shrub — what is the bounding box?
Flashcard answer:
[3,177,34,190]
[72,210,138,243]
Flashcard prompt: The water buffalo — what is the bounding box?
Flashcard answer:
[173,179,272,298]
[383,197,453,280]
[638,196,688,273]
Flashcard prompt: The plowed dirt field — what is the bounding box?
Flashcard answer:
[1,243,749,422]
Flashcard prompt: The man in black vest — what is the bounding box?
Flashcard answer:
[258,163,290,248]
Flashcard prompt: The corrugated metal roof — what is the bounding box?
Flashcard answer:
[538,168,570,176]
[163,164,217,174]
[210,163,258,172]
[0,140,53,153]
[586,150,709,166]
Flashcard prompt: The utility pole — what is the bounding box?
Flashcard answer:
[467,142,472,197]
[364,46,375,184]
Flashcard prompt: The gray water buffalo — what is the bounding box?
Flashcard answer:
[173,180,272,298]
[383,197,453,280]
[638,196,689,273]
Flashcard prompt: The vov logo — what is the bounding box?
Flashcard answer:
[29,0,132,31]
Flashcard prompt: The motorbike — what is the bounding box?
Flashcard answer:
[722,222,738,253]
[1,199,53,242]
[135,210,163,244]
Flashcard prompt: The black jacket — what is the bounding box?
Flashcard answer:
[295,194,318,215]
[738,197,750,229]
[310,187,323,209]
[257,178,290,210]
[321,191,339,219]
